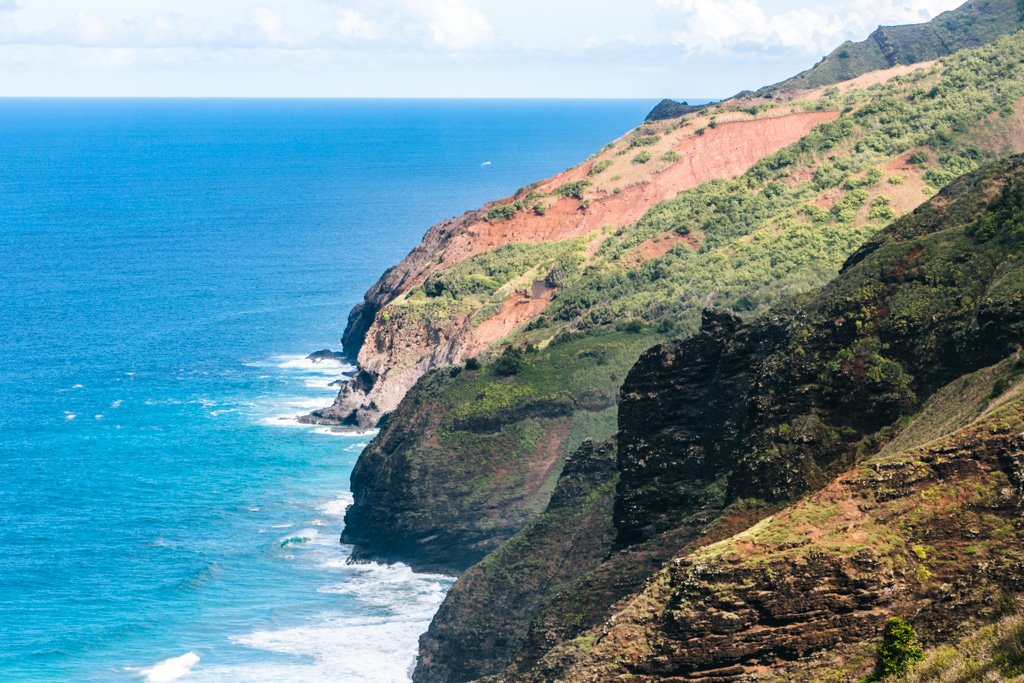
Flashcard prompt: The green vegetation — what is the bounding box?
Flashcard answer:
[493,346,525,376]
[904,606,1024,681]
[513,35,1024,342]
[588,160,613,176]
[859,618,925,681]
[553,180,591,200]
[629,135,660,148]
[487,203,518,222]
[661,150,681,163]
[631,151,652,164]
[411,238,586,315]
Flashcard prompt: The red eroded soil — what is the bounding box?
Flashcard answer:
[468,286,554,355]
[625,232,699,265]
[433,112,839,269]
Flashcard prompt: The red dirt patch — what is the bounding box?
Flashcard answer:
[625,232,698,265]
[431,111,839,270]
[466,287,555,356]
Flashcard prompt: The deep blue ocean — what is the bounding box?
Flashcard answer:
[0,99,655,682]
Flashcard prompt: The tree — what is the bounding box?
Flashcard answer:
[493,347,524,376]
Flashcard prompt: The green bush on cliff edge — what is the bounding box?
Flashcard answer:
[861,617,924,681]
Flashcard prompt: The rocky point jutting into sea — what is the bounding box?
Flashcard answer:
[312,1,1024,680]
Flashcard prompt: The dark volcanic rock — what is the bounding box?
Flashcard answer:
[339,367,595,574]
[646,98,708,121]
[614,310,783,546]
[306,348,346,362]
[414,440,618,683]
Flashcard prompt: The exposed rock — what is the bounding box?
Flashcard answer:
[414,440,618,683]
[306,348,346,362]
[338,366,607,574]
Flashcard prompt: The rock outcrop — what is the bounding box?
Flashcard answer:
[413,439,619,683]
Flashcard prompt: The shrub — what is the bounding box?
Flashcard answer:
[695,127,707,136]
[992,377,1011,399]
[553,180,591,200]
[533,202,546,216]
[464,357,481,371]
[487,204,518,222]
[629,135,661,148]
[907,151,930,165]
[632,151,652,164]
[589,160,613,176]
[493,346,524,376]
[661,151,681,163]
[863,617,924,680]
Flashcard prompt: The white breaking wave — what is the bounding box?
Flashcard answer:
[191,562,452,683]
[244,356,354,376]
[318,493,353,518]
[138,652,200,683]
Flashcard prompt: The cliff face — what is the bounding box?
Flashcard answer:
[532,392,1024,681]
[340,33,1024,584]
[413,439,619,683]
[340,332,656,574]
[415,156,1024,682]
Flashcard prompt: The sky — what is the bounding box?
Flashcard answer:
[0,0,968,98]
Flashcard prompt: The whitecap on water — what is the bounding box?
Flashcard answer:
[134,652,200,683]
[317,562,452,612]
[273,354,355,375]
[317,493,353,518]
[191,568,450,683]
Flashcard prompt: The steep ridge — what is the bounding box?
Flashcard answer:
[649,0,1024,121]
[423,153,1024,682]
[770,0,1024,94]
[341,32,1024,580]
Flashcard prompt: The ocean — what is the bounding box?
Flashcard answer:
[0,98,655,682]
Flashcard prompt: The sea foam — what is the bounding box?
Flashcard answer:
[138,652,200,683]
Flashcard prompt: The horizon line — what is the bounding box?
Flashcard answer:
[0,95,712,102]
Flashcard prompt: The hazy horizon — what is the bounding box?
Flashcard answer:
[0,0,965,98]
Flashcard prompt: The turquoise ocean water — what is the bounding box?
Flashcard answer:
[0,99,655,682]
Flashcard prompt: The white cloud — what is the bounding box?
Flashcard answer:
[420,0,493,51]
[336,8,376,41]
[658,0,965,56]
[0,0,976,95]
